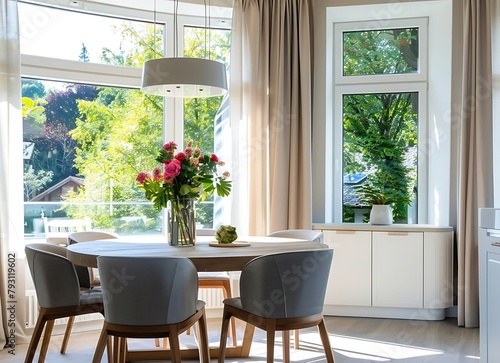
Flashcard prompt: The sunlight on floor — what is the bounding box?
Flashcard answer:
[299,331,443,361]
[465,355,480,360]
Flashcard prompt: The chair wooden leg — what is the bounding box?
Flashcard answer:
[112,336,120,363]
[153,337,169,349]
[266,324,276,363]
[218,307,231,363]
[282,331,291,363]
[318,318,335,363]
[38,319,55,363]
[118,338,127,363]
[221,280,238,347]
[196,312,211,363]
[60,316,75,353]
[294,329,300,349]
[91,325,108,363]
[169,330,182,363]
[24,311,47,363]
[106,335,113,363]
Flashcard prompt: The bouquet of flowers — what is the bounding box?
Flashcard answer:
[136,141,231,209]
[136,141,231,245]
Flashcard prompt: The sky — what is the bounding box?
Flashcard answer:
[19,2,136,64]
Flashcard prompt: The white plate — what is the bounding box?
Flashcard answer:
[208,241,250,247]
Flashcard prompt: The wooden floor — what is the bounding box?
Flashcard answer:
[1,316,480,362]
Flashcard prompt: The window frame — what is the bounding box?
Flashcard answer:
[329,16,429,224]
[333,82,428,223]
[334,18,428,85]
[20,1,232,236]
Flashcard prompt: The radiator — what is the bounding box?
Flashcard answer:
[26,290,37,329]
[26,288,225,329]
[199,288,225,308]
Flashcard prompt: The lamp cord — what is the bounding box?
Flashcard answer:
[153,0,157,58]
[208,0,211,60]
[204,0,207,59]
[174,0,179,57]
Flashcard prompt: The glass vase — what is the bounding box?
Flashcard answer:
[169,197,196,246]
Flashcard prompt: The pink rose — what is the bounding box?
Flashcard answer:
[152,167,163,181]
[163,141,177,151]
[136,172,149,184]
[175,152,186,162]
[164,159,181,179]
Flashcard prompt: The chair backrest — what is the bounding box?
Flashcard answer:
[67,231,118,287]
[239,249,333,319]
[97,255,199,326]
[68,231,118,244]
[267,229,324,242]
[44,217,92,246]
[25,243,81,308]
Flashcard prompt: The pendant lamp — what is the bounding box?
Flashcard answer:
[141,0,228,98]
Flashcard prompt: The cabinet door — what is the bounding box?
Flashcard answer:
[372,231,423,308]
[487,252,500,362]
[324,230,371,306]
[424,231,453,308]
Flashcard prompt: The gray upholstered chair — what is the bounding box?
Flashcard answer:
[267,229,324,242]
[154,229,237,349]
[218,249,335,363]
[92,255,210,363]
[67,230,118,244]
[266,228,324,348]
[67,230,118,287]
[24,243,104,363]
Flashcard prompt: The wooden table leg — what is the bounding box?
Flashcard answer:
[125,322,256,361]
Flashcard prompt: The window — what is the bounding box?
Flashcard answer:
[19,3,150,65]
[20,2,232,237]
[333,18,428,224]
[342,27,420,76]
[183,25,231,227]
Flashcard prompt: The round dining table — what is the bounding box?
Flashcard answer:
[66,235,329,361]
[66,235,329,272]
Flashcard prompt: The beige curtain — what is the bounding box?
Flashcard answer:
[1,0,28,348]
[230,0,314,236]
[456,0,494,328]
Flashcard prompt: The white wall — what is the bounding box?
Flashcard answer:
[493,2,500,207]
[313,0,453,226]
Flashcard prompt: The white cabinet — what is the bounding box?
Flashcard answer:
[424,232,453,309]
[478,208,500,363]
[485,252,500,362]
[372,231,423,308]
[324,230,371,306]
[319,224,453,320]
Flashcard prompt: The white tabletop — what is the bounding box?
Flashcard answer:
[66,236,328,272]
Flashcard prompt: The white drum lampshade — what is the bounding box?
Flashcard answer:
[141,57,228,98]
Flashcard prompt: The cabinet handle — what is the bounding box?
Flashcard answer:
[387,232,409,236]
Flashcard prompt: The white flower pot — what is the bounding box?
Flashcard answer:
[370,205,393,225]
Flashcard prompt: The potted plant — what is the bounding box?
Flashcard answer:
[356,170,412,225]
